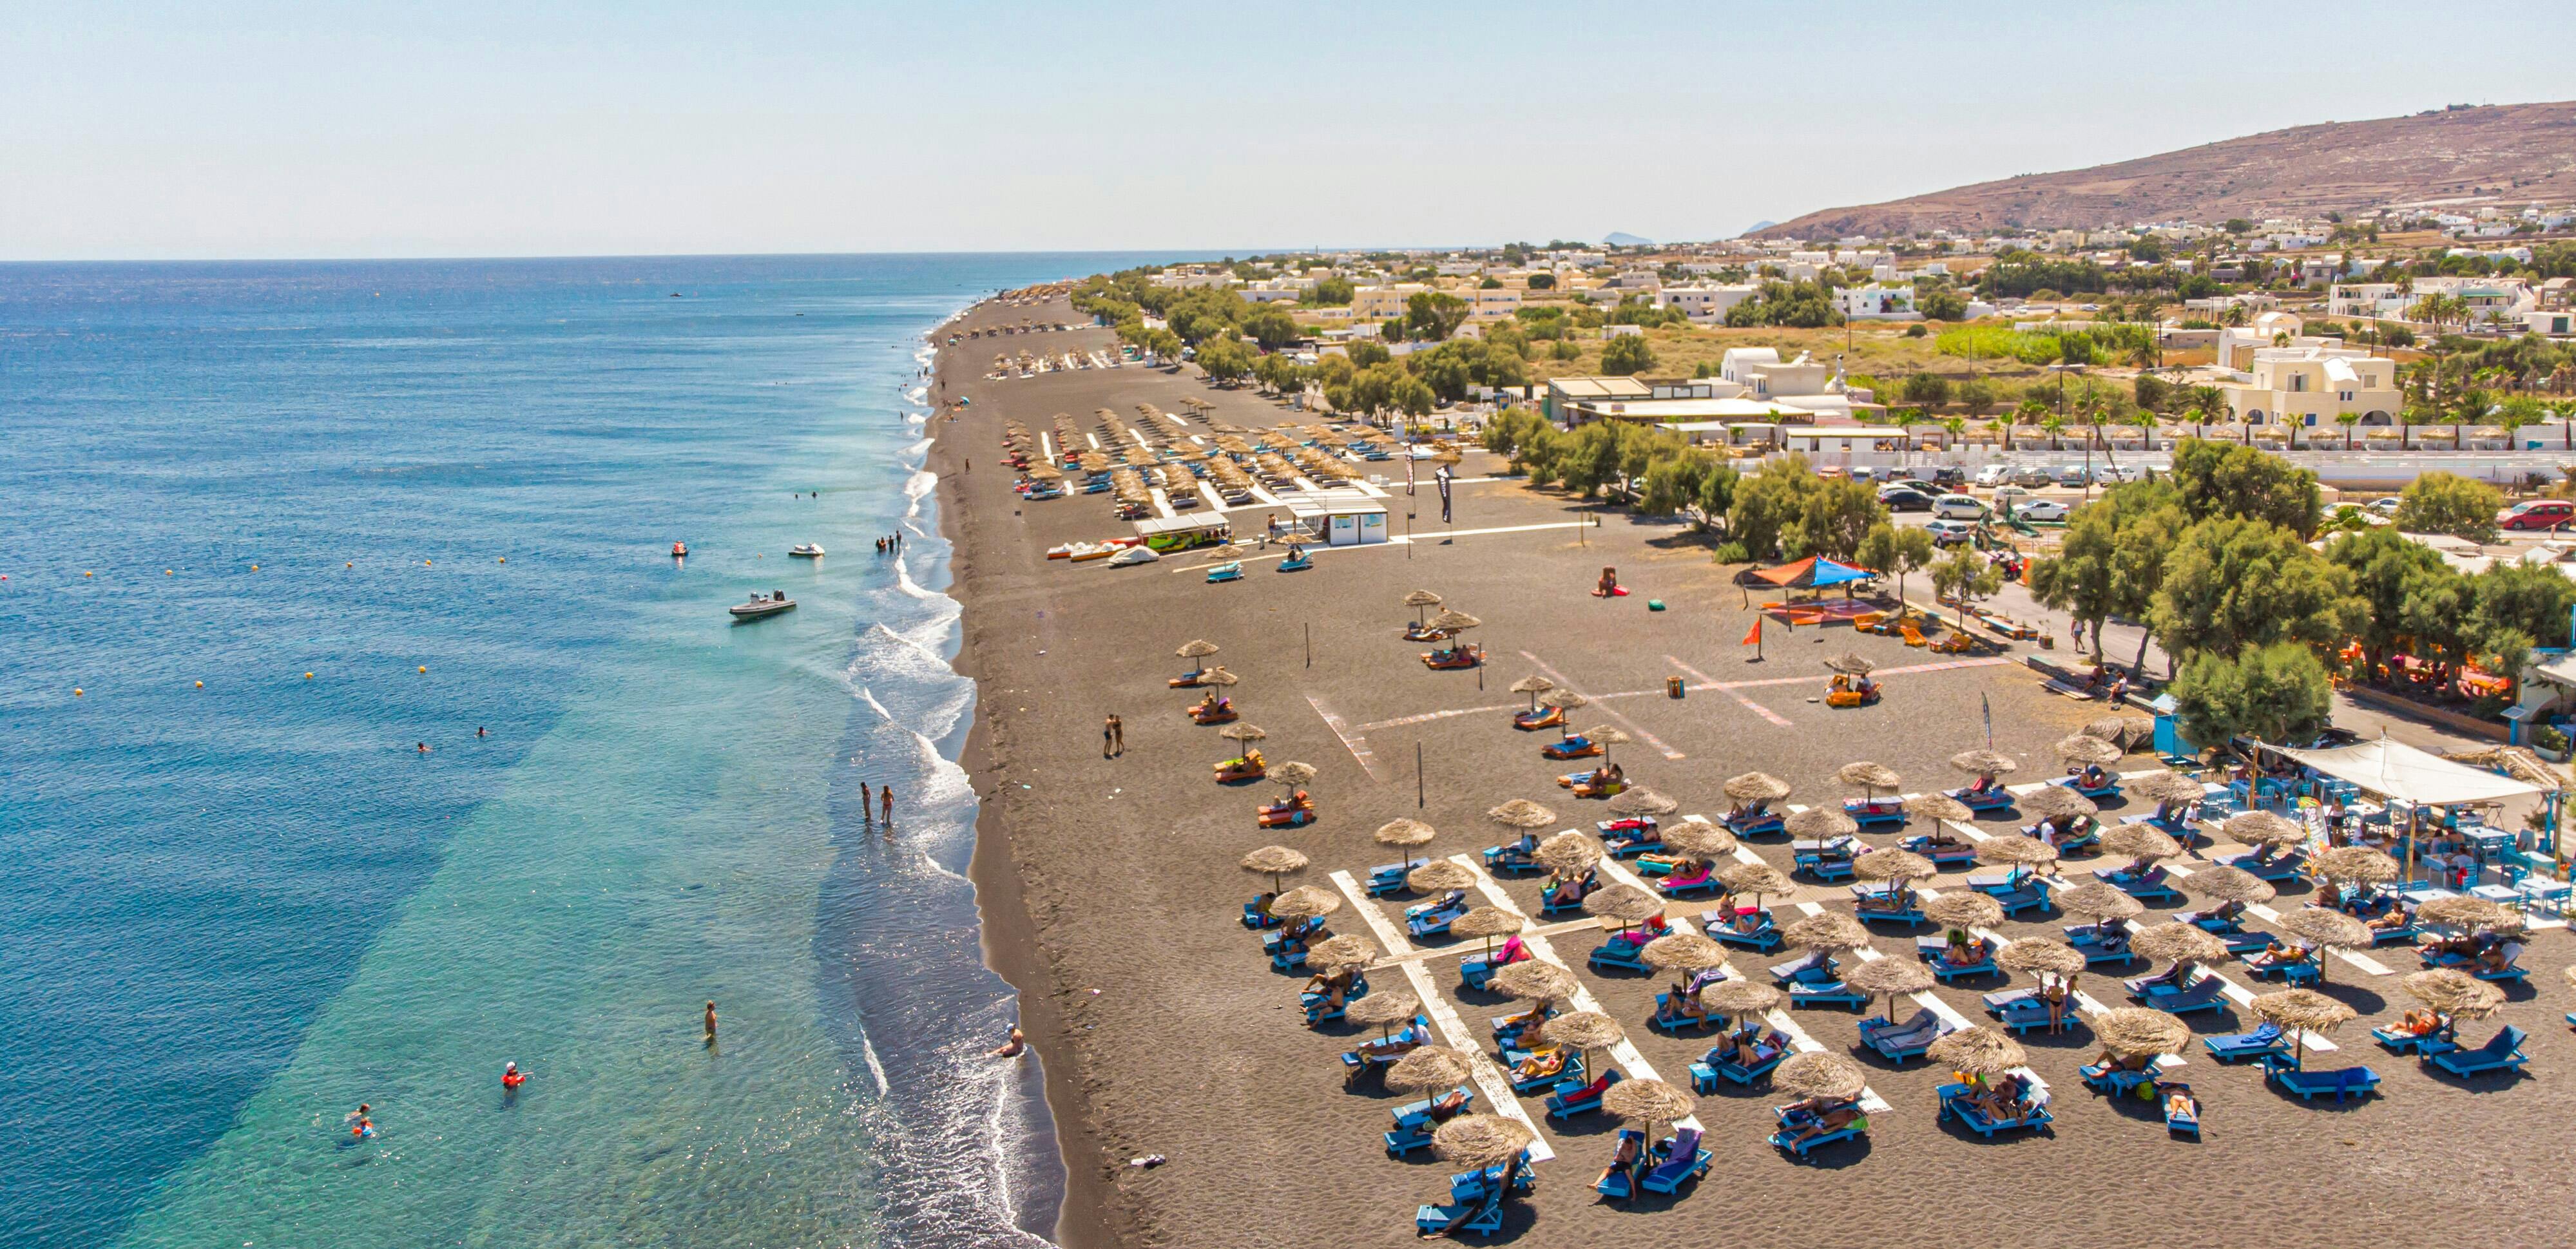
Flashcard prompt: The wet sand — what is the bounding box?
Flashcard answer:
[931,296,2571,1248]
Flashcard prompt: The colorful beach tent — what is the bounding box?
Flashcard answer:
[1751,557,1875,590]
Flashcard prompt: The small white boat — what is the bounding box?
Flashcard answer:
[1106,545,1160,567]
[729,591,796,620]
[789,544,825,558]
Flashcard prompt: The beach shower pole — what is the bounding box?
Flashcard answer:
[1417,743,1426,808]
[1305,623,1311,669]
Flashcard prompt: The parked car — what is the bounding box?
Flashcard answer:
[2010,466,2056,489]
[1929,466,1968,488]
[2499,500,2576,531]
[1932,493,1988,520]
[2053,464,2091,488]
[1991,486,2037,515]
[2019,499,2071,522]
[1878,487,1936,512]
[1849,466,1878,482]
[1926,518,1979,546]
[1975,464,2014,488]
[2368,496,2403,515]
[1888,478,1940,495]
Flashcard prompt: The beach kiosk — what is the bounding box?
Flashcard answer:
[1133,513,1233,553]
[1282,488,1389,547]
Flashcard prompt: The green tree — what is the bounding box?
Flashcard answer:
[2150,517,2358,660]
[1600,333,1657,376]
[1956,379,1995,417]
[1727,455,1818,562]
[1309,276,1354,306]
[1405,292,1471,341]
[1347,341,1391,368]
[1855,522,1938,602]
[2392,471,2503,541]
[1785,477,1890,562]
[1240,307,1300,350]
[1194,336,1252,384]
[2473,559,2576,650]
[1526,272,1557,291]
[2322,526,2447,680]
[2172,642,2334,750]
[1918,289,1969,321]
[2168,438,2321,536]
[1551,338,1582,361]
[2028,504,2120,656]
[1931,546,2005,628]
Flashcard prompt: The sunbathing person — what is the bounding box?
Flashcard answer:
[2245,940,2306,971]
[1509,1045,1568,1083]
[2193,899,2248,926]
[2417,931,2479,958]
[2074,763,2111,790]
[1972,1073,2035,1124]
[1963,772,2002,797]
[2088,1047,2154,1074]
[1780,1097,1863,1145]
[2391,1009,2450,1038]
[1916,824,1965,847]
[1637,848,1699,873]
[1939,931,1991,966]
[1248,891,1277,922]
[1302,966,1359,1005]
[2477,937,2526,974]
[2076,917,2128,949]
[1351,1029,1422,1063]
[1550,867,1597,905]
[1424,1087,1471,1123]
[2159,1081,2198,1124]
[2365,904,2413,933]
[1658,978,1714,1026]
[1497,1007,1550,1051]
[2134,958,2199,991]
[1597,1129,1645,1196]
[2111,855,2160,877]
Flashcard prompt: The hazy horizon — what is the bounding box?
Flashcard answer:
[8,1,2574,263]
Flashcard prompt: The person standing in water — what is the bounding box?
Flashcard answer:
[860,781,872,823]
[704,1002,718,1046]
[879,783,894,825]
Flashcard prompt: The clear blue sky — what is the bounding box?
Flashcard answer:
[6,1,2572,260]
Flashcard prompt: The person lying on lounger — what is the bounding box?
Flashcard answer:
[2089,1047,2155,1074]
[2074,763,2111,790]
[1659,978,1713,1025]
[1963,773,2002,796]
[1856,882,1915,914]
[2245,940,2307,971]
[1722,904,1769,933]
[2309,880,2345,910]
[1510,1045,1568,1082]
[2134,958,2198,991]
[1972,1073,2036,1123]
[2077,918,2128,948]
[2391,1009,2452,1038]
[1425,1087,1471,1123]
[2158,1080,2197,1122]
[1302,967,1359,1004]
[1550,868,1597,904]
[1498,1009,1550,1051]
[1780,1097,1863,1145]
[1939,931,1992,966]
[2365,905,2413,933]
[2194,899,2248,926]
[1249,891,1277,922]
[2112,855,2160,877]
[1918,825,1966,847]
[2417,931,2480,958]
[2477,939,2526,974]
[1352,1029,1423,1063]
[1637,848,1698,872]
[1597,1130,1645,1196]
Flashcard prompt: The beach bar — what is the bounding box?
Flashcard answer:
[1282,488,1389,546]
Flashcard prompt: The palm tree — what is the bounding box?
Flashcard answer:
[2180,405,2206,441]
[1940,415,1968,453]
[2129,407,2157,452]
[2337,410,2362,450]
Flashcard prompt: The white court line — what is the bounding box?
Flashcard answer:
[1086,432,1102,450]
[1329,870,1555,1162]
[1038,431,1055,462]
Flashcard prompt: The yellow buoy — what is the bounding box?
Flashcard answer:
[305,672,314,680]
[166,569,175,576]
[497,557,505,563]
[425,560,433,566]
[85,571,94,577]
[73,688,84,696]
[195,680,204,688]
[251,564,260,571]
[418,665,428,674]
[346,562,354,568]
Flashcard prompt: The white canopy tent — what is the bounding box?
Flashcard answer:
[2273,738,2550,807]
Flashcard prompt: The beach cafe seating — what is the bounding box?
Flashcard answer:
[1341,1015,1432,1087]
[2259,1053,2382,1101]
[1701,905,1782,951]
[1481,834,1543,875]
[1983,987,2064,1036]
[2201,1022,2289,1063]
[2131,976,2227,1017]
[1691,1029,1791,1090]
[1637,1127,1711,1196]
[1405,890,1471,939]
[1770,1100,1869,1156]
[1544,1068,1624,1120]
[1899,831,1980,867]
[1842,796,1907,829]
[2428,1025,2530,1078]
[1384,1086,1475,1157]
[1859,1007,1949,1062]
[1939,1078,2053,1137]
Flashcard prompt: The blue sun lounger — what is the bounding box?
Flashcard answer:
[2245,953,2321,987]
[1938,1082,2053,1136]
[1341,1016,1433,1085]
[2201,1022,2287,1063]
[1690,1033,1791,1091]
[1725,808,1786,838]
[2079,1059,2157,1097]
[2213,848,2305,881]
[1590,931,1653,974]
[1793,839,1859,882]
[1385,1086,1476,1156]
[1459,949,1530,993]
[1898,834,1980,866]
[1544,1069,1624,1120]
[1843,797,1907,829]
[2429,1025,2528,1077]
[1204,560,1242,583]
[1447,1155,1534,1204]
[2419,950,2529,983]
[1950,784,2015,813]
[1788,978,1868,1011]
[1242,900,1283,930]
[2260,1054,2380,1101]
[2066,925,2135,967]
[2028,820,2100,855]
[1649,992,1725,1034]
[2057,774,2121,800]
[1481,834,1543,875]
[2160,1081,2201,1137]
[1859,1007,1948,1062]
[1637,1127,1710,1196]
[1302,973,1369,1025]
[1406,891,1470,939]
[1702,908,1782,951]
[1768,949,1839,986]
[1991,881,2054,917]
[1659,870,1722,899]
[2372,1022,2459,1057]
[1363,861,1411,897]
[1490,1006,1556,1044]
[1923,945,1999,984]
[2132,975,2226,1016]
[1968,867,2033,896]
[1414,1188,1502,1239]
[1770,1103,1867,1156]
[1539,875,1594,915]
[1595,1129,1648,1200]
[1507,1051,1582,1095]
[1850,882,1925,926]
[1982,987,2064,1035]
[2096,864,2182,904]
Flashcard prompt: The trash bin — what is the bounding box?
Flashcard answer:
[1667,676,1686,699]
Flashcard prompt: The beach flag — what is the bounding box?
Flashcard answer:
[1981,692,1994,746]
[1436,466,1453,524]
[1405,451,1417,496]
[1742,618,1761,647]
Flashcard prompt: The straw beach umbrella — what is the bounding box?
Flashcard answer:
[1949,749,2020,779]
[2314,846,2400,886]
[2056,734,2124,766]
[1218,723,1267,745]
[1240,845,1310,895]
[1847,955,1936,1021]
[1725,772,1793,803]
[1541,1011,1626,1073]
[1175,638,1220,676]
[2249,987,2357,1065]
[1347,991,1423,1038]
[1429,609,1481,634]
[2130,770,2208,815]
[1928,1025,2027,1076]
[1608,787,1676,817]
[1431,1114,1535,1170]
[1269,760,1316,800]
[2101,825,2183,862]
[2018,784,2098,821]
[2082,716,2155,750]
[1582,725,1632,766]
[1488,798,1556,830]
[2273,909,2370,981]
[1854,848,1936,883]
[1774,1051,1867,1100]
[1403,589,1444,629]
[1698,978,1782,1020]
[2415,895,2523,933]
[1926,891,2004,930]
[1640,933,1729,973]
[2055,881,2146,922]
[1489,960,1577,1004]
[1583,884,1664,929]
[1785,806,1859,841]
[1269,885,1343,922]
[1782,910,1873,953]
[1510,674,1555,714]
[1407,859,1477,894]
[1996,937,2085,978]
[1307,934,1376,971]
[1541,688,1590,712]
[1838,761,1902,802]
[1533,831,1605,875]
[2130,922,2229,966]
[1659,818,1739,858]
[2401,969,2505,1020]
[2182,865,2276,906]
[2091,1007,2189,1058]
[1603,1078,1698,1143]
[1385,1045,1472,1098]
[1975,834,2061,870]
[1192,665,1240,688]
[1451,906,1525,961]
[2222,810,2308,846]
[1823,652,1876,676]
[1907,794,1974,825]
[1375,818,1437,873]
[1718,861,1793,910]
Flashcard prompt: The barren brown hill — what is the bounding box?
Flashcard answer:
[1754,101,2576,240]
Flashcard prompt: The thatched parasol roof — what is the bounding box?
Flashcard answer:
[1847,956,1936,998]
[1193,665,1240,687]
[1431,1114,1535,1169]
[1428,609,1481,632]
[1533,832,1605,873]
[1774,1051,1868,1100]
[1307,934,1377,969]
[1402,589,1445,609]
[2018,785,2099,819]
[1725,772,1794,801]
[1699,978,1783,1015]
[1838,761,1902,791]
[1718,861,1794,897]
[1508,675,1555,695]
[1270,761,1317,787]
[1640,932,1729,972]
[1823,652,1876,675]
[1450,907,1526,940]
[1782,911,1874,952]
[1854,848,1937,882]
[1488,960,1577,1003]
[2313,845,2399,884]
[2129,922,2229,964]
[2054,881,2146,920]
[1582,883,1664,924]
[1218,722,1267,742]
[1950,749,2021,777]
[1345,991,1423,1028]
[1657,818,1738,858]
[2274,908,2372,950]
[2091,1007,2189,1057]
[1541,1010,1626,1051]
[1927,1025,2027,1075]
[2129,770,2209,806]
[2401,969,2506,1019]
[1608,787,1677,817]
[1995,937,2085,977]
[2082,716,2156,750]
[1407,860,1477,893]
[1926,891,2004,928]
[2181,865,2276,905]
[1375,818,1437,848]
[1975,834,2061,866]
[2222,810,2308,846]
[1488,799,1556,829]
[1176,639,1222,658]
[1540,689,1590,710]
[1785,806,1859,839]
[1581,724,1632,746]
[1602,1078,1697,1129]
[2101,825,2182,861]
[1384,1045,1472,1096]
[2249,988,2357,1035]
[2056,734,2126,765]
[2415,895,2523,932]
[1268,885,1344,921]
[1907,794,1975,823]
[1239,845,1309,877]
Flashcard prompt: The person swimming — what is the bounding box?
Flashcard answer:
[345,1103,374,1138]
[502,1062,526,1091]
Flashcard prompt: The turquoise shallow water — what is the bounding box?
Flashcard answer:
[0,254,1175,1247]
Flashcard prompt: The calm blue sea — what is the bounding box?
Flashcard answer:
[0,254,1180,1248]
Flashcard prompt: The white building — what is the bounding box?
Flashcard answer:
[1835,283,1919,321]
[1658,284,1759,323]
